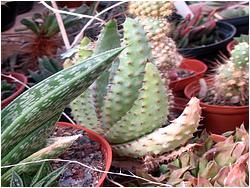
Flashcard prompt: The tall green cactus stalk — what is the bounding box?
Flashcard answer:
[128,1,183,77]
[70,18,202,158]
[212,42,249,105]
[1,47,123,185]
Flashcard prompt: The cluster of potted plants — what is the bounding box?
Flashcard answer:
[1,1,249,187]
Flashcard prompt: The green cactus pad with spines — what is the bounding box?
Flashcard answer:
[106,62,169,144]
[1,114,60,168]
[70,89,104,134]
[70,20,121,129]
[231,42,249,68]
[92,20,121,119]
[1,47,123,158]
[112,97,201,157]
[1,135,81,186]
[102,17,152,126]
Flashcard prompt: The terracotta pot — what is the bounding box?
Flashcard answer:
[184,78,249,134]
[56,122,112,187]
[226,40,236,53]
[170,58,207,94]
[57,1,88,8]
[1,72,27,109]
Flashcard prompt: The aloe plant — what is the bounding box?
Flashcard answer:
[1,46,123,186]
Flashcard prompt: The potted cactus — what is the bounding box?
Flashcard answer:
[140,125,249,187]
[1,45,123,186]
[127,1,207,95]
[185,42,249,134]
[65,18,202,159]
[227,34,249,53]
[1,72,27,109]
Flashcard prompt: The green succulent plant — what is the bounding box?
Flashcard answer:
[234,34,249,44]
[67,19,202,158]
[209,42,249,105]
[18,5,93,71]
[28,56,63,84]
[142,125,249,187]
[1,45,123,186]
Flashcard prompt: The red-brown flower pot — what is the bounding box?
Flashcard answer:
[184,78,249,134]
[56,122,112,187]
[170,58,207,96]
[1,72,27,109]
[226,40,236,53]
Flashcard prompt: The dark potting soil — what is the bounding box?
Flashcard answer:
[201,90,249,106]
[51,126,105,187]
[169,68,194,81]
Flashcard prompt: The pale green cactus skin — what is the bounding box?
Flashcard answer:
[106,63,169,144]
[231,42,249,68]
[71,17,202,158]
[112,97,201,157]
[102,18,152,126]
[213,42,249,105]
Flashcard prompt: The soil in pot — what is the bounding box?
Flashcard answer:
[1,80,16,101]
[184,78,249,134]
[51,126,105,187]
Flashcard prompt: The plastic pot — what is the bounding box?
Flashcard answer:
[56,122,112,187]
[184,78,249,134]
[178,21,236,60]
[220,16,249,37]
[1,2,18,32]
[1,72,28,109]
[170,58,207,95]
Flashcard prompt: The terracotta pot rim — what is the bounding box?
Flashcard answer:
[184,77,249,110]
[56,122,112,187]
[1,72,27,108]
[170,58,208,84]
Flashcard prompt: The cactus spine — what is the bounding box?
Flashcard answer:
[213,42,249,105]
[128,1,183,78]
[70,18,201,158]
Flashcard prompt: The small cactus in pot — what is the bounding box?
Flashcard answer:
[202,42,249,106]
[68,18,202,158]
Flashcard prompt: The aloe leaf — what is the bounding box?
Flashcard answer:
[30,162,50,186]
[32,165,66,187]
[1,113,61,169]
[1,135,80,185]
[1,47,123,158]
[10,171,24,187]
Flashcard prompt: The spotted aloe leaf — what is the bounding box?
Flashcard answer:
[1,135,80,185]
[1,114,60,175]
[1,47,123,159]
